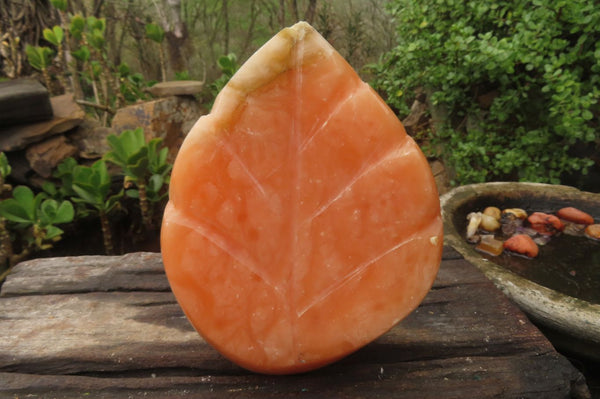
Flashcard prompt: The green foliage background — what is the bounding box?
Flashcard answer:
[372,0,600,185]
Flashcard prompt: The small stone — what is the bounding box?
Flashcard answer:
[68,119,114,159]
[466,212,482,242]
[480,213,501,232]
[402,98,428,136]
[502,208,528,220]
[503,234,539,258]
[501,214,523,236]
[585,224,600,240]
[528,212,564,236]
[111,96,205,161]
[483,206,501,221]
[25,135,78,178]
[0,93,85,152]
[556,207,594,225]
[562,221,586,237]
[476,235,504,256]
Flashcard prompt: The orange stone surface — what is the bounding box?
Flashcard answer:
[161,22,443,374]
[557,207,594,225]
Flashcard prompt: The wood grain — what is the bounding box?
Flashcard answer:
[0,249,589,398]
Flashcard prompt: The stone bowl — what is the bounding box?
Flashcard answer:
[440,182,600,361]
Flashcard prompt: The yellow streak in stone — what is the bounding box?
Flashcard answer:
[211,21,334,120]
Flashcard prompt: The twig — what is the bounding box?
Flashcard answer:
[76,100,115,114]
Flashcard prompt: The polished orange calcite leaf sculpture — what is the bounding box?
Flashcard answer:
[161,22,443,374]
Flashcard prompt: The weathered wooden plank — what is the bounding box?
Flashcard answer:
[0,281,539,375]
[1,252,168,296]
[0,249,589,398]
[1,252,480,297]
[0,352,587,399]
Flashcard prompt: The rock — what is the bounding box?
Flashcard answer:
[4,150,34,185]
[0,93,85,152]
[503,234,539,258]
[68,118,114,159]
[25,135,78,178]
[477,90,498,110]
[0,79,53,126]
[111,96,205,160]
[147,80,204,97]
[402,98,428,136]
[429,159,450,195]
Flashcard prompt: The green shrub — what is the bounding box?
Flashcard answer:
[104,128,172,231]
[209,53,239,107]
[71,160,123,255]
[371,0,600,185]
[0,186,74,264]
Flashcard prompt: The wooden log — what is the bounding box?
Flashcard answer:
[0,249,590,398]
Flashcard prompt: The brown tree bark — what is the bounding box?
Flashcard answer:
[278,0,286,28]
[160,0,192,77]
[304,0,317,24]
[289,0,299,21]
[91,0,105,17]
[222,0,229,55]
[239,0,259,59]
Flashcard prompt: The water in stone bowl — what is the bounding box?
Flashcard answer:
[441,182,600,362]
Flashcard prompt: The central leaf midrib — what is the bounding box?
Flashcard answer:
[287,37,305,353]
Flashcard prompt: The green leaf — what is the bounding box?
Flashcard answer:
[90,60,102,77]
[105,190,124,214]
[69,14,86,39]
[33,191,49,218]
[55,200,74,224]
[89,28,105,49]
[0,152,11,178]
[39,199,73,226]
[127,148,150,179]
[149,174,163,190]
[90,159,111,187]
[50,0,68,11]
[43,26,64,46]
[72,45,90,62]
[126,188,140,198]
[104,128,149,179]
[105,129,144,166]
[147,139,172,177]
[40,199,74,225]
[118,62,131,76]
[12,186,36,220]
[71,184,101,208]
[45,225,64,240]
[71,160,121,215]
[145,23,165,43]
[217,54,238,75]
[42,181,58,197]
[86,16,106,32]
[25,45,54,71]
[0,200,33,224]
